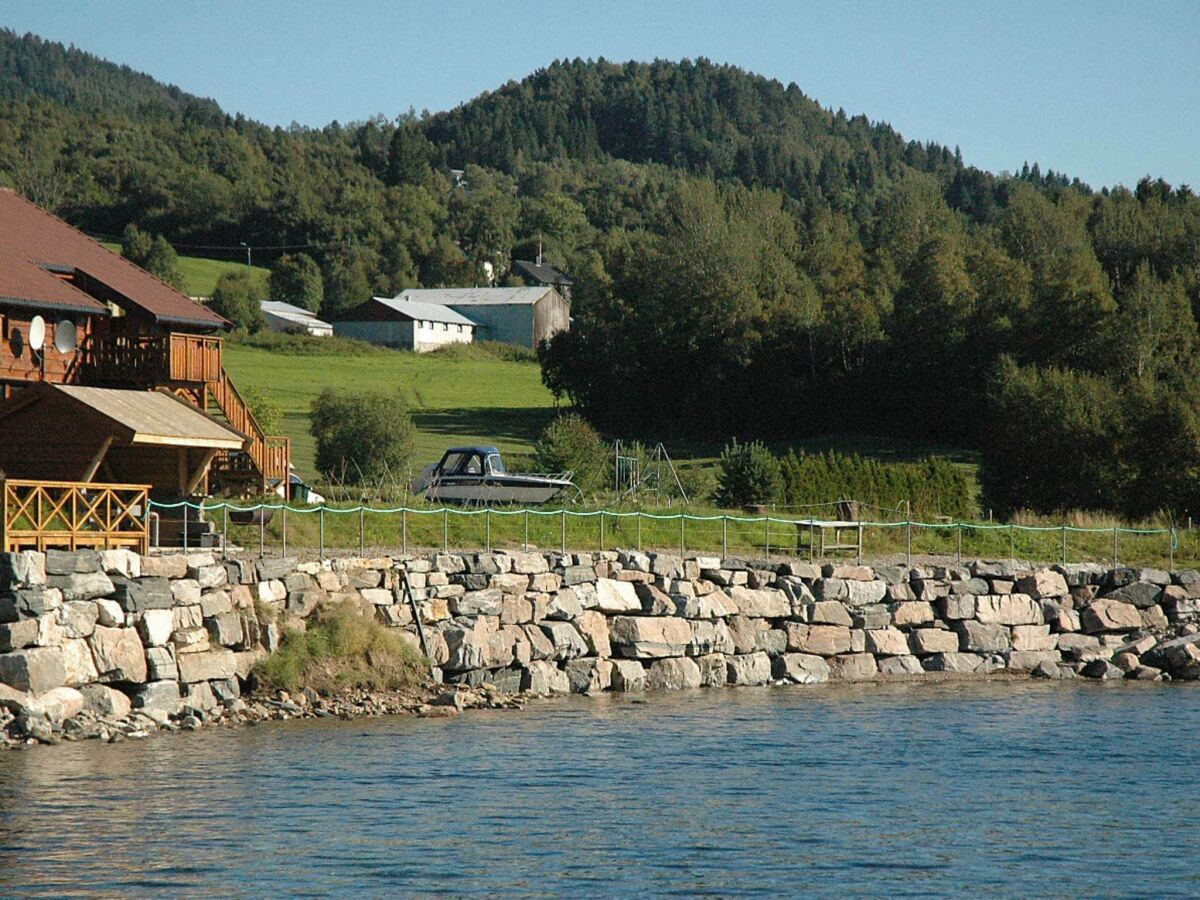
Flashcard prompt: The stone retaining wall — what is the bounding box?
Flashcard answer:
[3,548,1200,736]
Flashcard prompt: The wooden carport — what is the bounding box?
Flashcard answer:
[0,384,249,551]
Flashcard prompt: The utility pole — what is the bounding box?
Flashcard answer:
[240,241,252,270]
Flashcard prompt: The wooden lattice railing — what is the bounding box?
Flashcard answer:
[1,479,150,553]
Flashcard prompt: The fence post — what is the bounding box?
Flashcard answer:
[809,521,815,564]
[722,515,727,559]
[359,507,365,557]
[764,517,770,561]
[599,511,604,551]
[524,510,529,552]
[259,506,265,559]
[637,512,643,553]
[1113,526,1118,569]
[318,507,324,561]
[443,509,449,553]
[956,522,962,565]
[1061,525,1067,567]
[282,506,288,559]
[561,509,566,554]
[182,502,189,552]
[905,519,912,567]
[1169,527,1175,571]
[222,504,228,553]
[401,508,408,555]
[680,515,685,558]
[1008,523,1014,560]
[485,509,491,553]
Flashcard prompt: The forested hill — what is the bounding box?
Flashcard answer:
[0,30,223,123]
[3,30,1200,518]
[426,58,960,198]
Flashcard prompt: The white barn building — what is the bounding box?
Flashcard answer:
[260,300,333,337]
[332,295,477,352]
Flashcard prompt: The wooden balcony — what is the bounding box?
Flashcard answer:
[1,479,150,553]
[88,332,222,387]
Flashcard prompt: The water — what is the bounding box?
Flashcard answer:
[0,681,1197,897]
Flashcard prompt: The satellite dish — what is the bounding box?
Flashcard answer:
[28,316,45,352]
[54,320,77,354]
[9,328,23,359]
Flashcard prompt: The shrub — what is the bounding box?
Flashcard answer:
[714,439,783,507]
[242,385,282,435]
[533,413,606,481]
[210,270,266,332]
[779,449,975,519]
[310,388,415,485]
[254,603,426,695]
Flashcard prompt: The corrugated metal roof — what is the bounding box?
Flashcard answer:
[368,295,479,326]
[56,385,247,449]
[512,260,574,285]
[0,249,110,315]
[394,287,554,307]
[261,300,332,328]
[0,189,227,329]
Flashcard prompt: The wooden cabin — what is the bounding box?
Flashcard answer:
[0,189,291,549]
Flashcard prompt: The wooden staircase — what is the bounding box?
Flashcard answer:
[204,368,291,498]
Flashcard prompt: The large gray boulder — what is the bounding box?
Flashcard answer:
[0,646,66,693]
[864,628,909,656]
[772,653,830,684]
[522,659,571,694]
[538,621,589,661]
[726,651,772,686]
[175,648,236,683]
[645,656,701,690]
[956,621,1011,653]
[974,594,1042,625]
[1081,599,1142,633]
[594,578,641,613]
[608,616,691,658]
[827,652,878,681]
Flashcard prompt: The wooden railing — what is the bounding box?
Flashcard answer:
[1,479,150,553]
[169,332,222,382]
[208,370,291,492]
[88,332,222,386]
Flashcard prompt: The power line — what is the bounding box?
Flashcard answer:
[84,230,351,253]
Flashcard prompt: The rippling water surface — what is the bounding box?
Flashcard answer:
[0,681,1197,897]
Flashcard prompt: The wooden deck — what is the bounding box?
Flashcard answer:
[1,478,150,553]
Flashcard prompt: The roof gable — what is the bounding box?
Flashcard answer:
[336,296,478,326]
[0,249,109,316]
[0,189,227,329]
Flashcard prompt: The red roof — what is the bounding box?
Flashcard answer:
[0,248,109,316]
[0,189,227,329]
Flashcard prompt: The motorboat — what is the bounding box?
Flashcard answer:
[410,446,574,505]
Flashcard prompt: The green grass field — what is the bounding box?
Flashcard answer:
[102,243,270,296]
[222,339,560,481]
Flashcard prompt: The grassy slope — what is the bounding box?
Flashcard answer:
[222,341,559,480]
[101,242,270,296]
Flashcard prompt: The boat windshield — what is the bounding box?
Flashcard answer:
[440,452,470,474]
[486,453,506,475]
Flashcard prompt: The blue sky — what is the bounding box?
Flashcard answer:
[1,0,1197,189]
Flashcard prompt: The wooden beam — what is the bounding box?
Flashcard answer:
[186,448,218,496]
[80,435,114,483]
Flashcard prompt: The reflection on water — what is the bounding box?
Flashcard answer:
[0,681,1196,896]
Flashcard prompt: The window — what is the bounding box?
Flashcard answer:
[440,452,468,473]
[485,454,506,475]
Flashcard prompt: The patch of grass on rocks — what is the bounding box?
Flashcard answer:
[255,604,426,695]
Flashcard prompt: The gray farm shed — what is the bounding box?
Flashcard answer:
[393,286,569,349]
